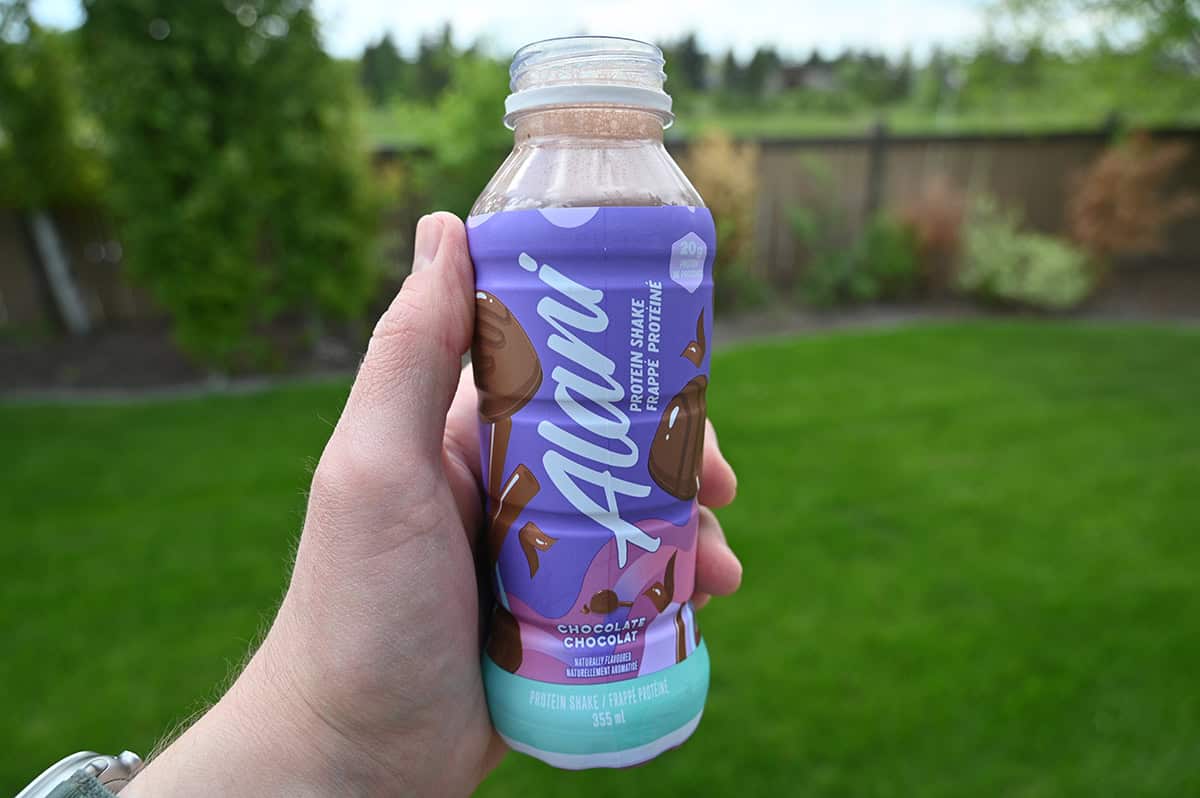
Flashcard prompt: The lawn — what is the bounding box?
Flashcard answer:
[4,322,1200,796]
[366,101,1200,148]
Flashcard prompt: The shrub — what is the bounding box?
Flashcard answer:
[860,213,922,298]
[82,1,381,369]
[679,129,760,308]
[789,204,860,306]
[716,264,772,312]
[792,208,920,306]
[958,196,1094,310]
[787,157,854,305]
[787,157,921,308]
[1068,132,1198,264]
[897,176,966,291]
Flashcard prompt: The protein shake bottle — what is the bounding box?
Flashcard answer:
[467,36,715,770]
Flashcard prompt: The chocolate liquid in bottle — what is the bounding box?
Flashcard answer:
[467,36,714,770]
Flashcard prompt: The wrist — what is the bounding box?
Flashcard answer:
[122,629,397,797]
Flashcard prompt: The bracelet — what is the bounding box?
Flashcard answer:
[19,751,140,798]
[47,772,117,798]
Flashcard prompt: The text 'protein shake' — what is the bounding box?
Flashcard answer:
[467,36,716,770]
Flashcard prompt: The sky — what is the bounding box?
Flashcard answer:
[29,0,999,60]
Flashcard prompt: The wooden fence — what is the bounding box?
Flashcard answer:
[668,125,1200,287]
[3,125,1198,332]
[0,206,151,329]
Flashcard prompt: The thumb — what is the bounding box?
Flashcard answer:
[332,212,475,477]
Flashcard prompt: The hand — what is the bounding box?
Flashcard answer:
[123,213,743,797]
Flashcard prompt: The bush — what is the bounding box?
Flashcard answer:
[897,175,966,291]
[788,164,921,308]
[958,196,1094,310]
[1068,131,1199,263]
[679,129,760,310]
[859,213,922,298]
[789,204,861,305]
[82,1,381,369]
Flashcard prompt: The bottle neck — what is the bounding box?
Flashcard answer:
[512,107,666,145]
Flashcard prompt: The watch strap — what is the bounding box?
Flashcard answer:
[46,772,117,798]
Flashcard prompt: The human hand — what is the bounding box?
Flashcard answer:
[122,212,742,797]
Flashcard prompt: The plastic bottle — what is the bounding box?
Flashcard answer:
[467,36,715,770]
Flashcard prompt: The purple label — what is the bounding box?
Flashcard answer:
[468,206,715,685]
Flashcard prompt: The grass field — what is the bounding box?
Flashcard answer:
[4,322,1200,796]
[365,101,1200,148]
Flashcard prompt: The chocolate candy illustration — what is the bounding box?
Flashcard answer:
[680,309,706,367]
[472,291,543,500]
[582,589,634,615]
[642,552,678,612]
[488,464,540,565]
[487,605,523,673]
[648,376,708,500]
[519,521,557,578]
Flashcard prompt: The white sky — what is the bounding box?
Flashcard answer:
[30,0,999,60]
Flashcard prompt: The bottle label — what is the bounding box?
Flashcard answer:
[468,206,716,685]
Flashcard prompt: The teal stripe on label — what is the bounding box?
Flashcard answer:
[483,642,710,756]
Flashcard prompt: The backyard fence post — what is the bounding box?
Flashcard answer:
[864,120,889,222]
[27,210,91,336]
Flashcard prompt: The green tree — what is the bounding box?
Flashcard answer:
[743,46,782,97]
[962,41,1015,105]
[419,55,510,217]
[890,51,915,102]
[360,32,407,106]
[720,49,742,92]
[835,50,895,105]
[985,0,1200,125]
[914,47,959,111]
[662,33,707,93]
[1004,0,1199,68]
[81,0,380,368]
[413,22,454,101]
[0,1,102,333]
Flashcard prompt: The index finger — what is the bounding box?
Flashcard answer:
[699,418,737,508]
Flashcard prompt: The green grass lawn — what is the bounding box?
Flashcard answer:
[4,322,1200,795]
[666,105,1200,141]
[366,101,1200,148]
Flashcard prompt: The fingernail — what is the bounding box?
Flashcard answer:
[412,214,443,273]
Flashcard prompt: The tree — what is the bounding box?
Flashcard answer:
[419,56,511,217]
[743,46,782,97]
[662,33,707,93]
[412,22,454,101]
[720,49,743,93]
[890,51,915,103]
[992,0,1200,123]
[360,32,407,106]
[81,0,380,367]
[1003,0,1199,68]
[914,47,957,111]
[0,1,101,333]
[962,41,1014,107]
[835,49,895,105]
